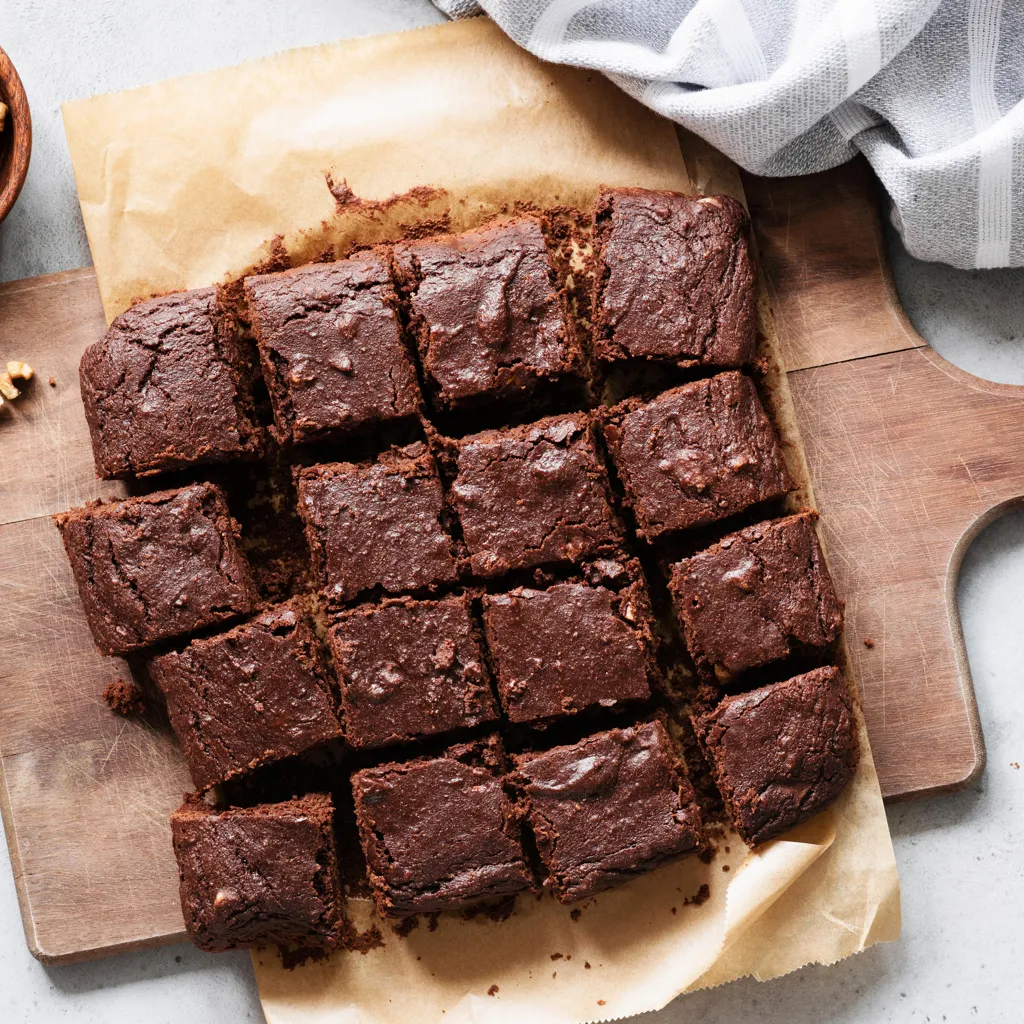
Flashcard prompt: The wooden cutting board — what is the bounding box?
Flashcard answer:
[0,156,1018,964]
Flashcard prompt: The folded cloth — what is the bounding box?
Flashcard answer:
[434,0,1024,270]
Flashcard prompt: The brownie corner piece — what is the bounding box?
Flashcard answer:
[54,482,257,656]
[450,412,621,578]
[350,736,532,916]
[170,793,343,952]
[669,513,843,682]
[510,719,704,903]
[603,371,791,538]
[329,592,498,750]
[296,441,458,609]
[393,216,584,412]
[592,187,756,369]
[244,250,421,445]
[79,287,263,479]
[482,558,656,725]
[149,599,343,789]
[693,666,859,846]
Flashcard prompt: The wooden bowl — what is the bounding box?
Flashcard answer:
[0,43,31,224]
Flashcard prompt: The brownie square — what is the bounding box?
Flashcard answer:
[330,593,498,750]
[54,483,257,656]
[351,737,533,916]
[394,217,583,411]
[693,666,859,846]
[171,793,343,952]
[149,600,343,789]
[449,413,621,577]
[482,562,656,724]
[296,442,458,609]
[603,372,792,539]
[79,288,263,479]
[510,720,704,903]
[245,251,420,445]
[669,514,843,682]
[592,188,756,368]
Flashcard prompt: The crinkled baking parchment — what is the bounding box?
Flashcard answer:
[63,17,899,1024]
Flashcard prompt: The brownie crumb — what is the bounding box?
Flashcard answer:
[550,952,564,961]
[685,883,711,906]
[341,921,385,954]
[1012,762,1020,770]
[48,376,56,387]
[670,906,677,915]
[864,638,875,649]
[597,999,606,1006]
[393,916,419,938]
[487,985,499,997]
[584,962,591,970]
[722,864,730,872]
[102,678,146,716]
[570,909,582,923]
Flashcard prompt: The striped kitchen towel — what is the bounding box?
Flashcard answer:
[434,0,1024,270]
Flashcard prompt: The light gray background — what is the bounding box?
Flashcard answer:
[2,2,1022,1021]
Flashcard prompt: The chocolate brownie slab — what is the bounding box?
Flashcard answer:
[245,252,420,445]
[510,720,704,902]
[603,372,792,539]
[482,564,656,724]
[330,593,498,750]
[149,600,343,789]
[54,483,257,656]
[296,442,458,609]
[171,793,343,952]
[592,188,756,368]
[693,667,859,846]
[448,413,621,577]
[669,514,843,682]
[351,737,532,916]
[394,217,583,411]
[80,288,263,478]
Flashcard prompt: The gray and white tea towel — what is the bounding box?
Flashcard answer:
[434,0,1024,269]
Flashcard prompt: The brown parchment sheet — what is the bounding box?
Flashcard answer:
[62,16,900,1023]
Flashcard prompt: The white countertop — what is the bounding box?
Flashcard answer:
[2,2,1023,1021]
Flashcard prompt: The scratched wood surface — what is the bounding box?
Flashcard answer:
[0,157,1017,964]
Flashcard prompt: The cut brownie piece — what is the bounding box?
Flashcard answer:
[669,514,843,682]
[351,737,532,916]
[603,372,792,539]
[149,600,343,789]
[296,441,458,609]
[245,251,420,445]
[482,562,656,724]
[510,720,704,903]
[448,413,621,578]
[79,288,263,479]
[171,793,343,952]
[693,667,859,846]
[393,217,583,412]
[591,188,756,368]
[54,483,257,656]
[329,593,498,750]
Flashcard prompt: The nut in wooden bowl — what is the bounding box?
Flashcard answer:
[0,43,31,224]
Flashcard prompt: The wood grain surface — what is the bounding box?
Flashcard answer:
[0,157,1018,963]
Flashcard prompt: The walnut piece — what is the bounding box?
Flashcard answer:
[0,374,19,402]
[0,361,36,406]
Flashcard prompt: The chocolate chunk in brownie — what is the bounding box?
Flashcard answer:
[79,288,263,479]
[351,736,532,916]
[510,720,704,902]
[693,666,859,846]
[330,593,498,750]
[669,514,843,682]
[296,442,458,610]
[448,413,621,578]
[603,372,791,539]
[482,563,656,724]
[245,251,420,445]
[592,189,756,368]
[171,793,343,952]
[149,600,343,790]
[54,483,258,656]
[393,217,583,412]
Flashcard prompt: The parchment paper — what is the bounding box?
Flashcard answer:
[62,17,900,1023]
